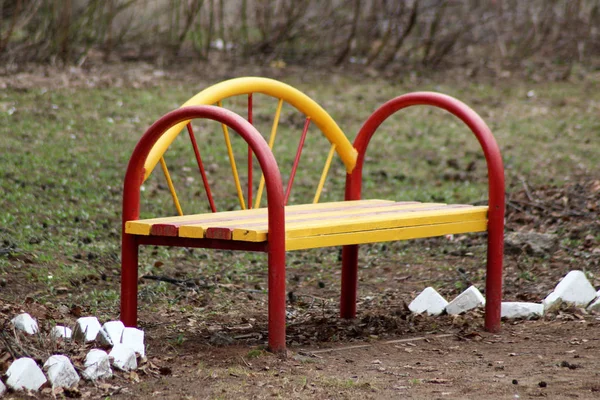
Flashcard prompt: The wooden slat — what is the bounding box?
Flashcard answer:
[125,199,396,235]
[285,219,488,251]
[151,224,179,237]
[185,202,446,239]
[229,206,488,242]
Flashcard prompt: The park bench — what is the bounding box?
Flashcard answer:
[120,77,505,353]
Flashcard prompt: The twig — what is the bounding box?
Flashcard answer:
[302,333,454,354]
[0,330,20,359]
[507,199,549,211]
[519,175,535,202]
[234,333,261,340]
[506,200,526,213]
[240,356,251,367]
[240,289,265,294]
[0,325,30,359]
[141,275,190,286]
[296,294,329,303]
[141,275,212,290]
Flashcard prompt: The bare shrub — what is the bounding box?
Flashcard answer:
[0,0,598,70]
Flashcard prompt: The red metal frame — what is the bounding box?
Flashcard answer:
[122,91,505,355]
[121,106,287,352]
[341,92,505,333]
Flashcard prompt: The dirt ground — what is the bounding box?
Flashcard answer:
[1,177,597,399]
[4,304,600,399]
[137,320,600,399]
[1,64,599,399]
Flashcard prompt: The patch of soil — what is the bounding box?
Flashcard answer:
[130,319,600,399]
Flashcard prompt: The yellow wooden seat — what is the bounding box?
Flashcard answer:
[125,200,487,251]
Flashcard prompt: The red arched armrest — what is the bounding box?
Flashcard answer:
[345,92,505,332]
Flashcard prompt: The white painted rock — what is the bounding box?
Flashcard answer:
[408,287,448,316]
[43,355,80,389]
[51,326,73,339]
[98,321,125,346]
[587,290,600,312]
[82,349,113,380]
[5,357,47,391]
[501,302,544,319]
[543,270,597,309]
[73,316,102,342]
[109,344,137,371]
[446,286,486,315]
[121,327,145,358]
[0,379,6,396]
[11,313,38,335]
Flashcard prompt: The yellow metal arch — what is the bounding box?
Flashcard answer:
[143,77,358,181]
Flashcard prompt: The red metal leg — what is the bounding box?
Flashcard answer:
[120,233,139,327]
[340,244,359,318]
[484,209,504,332]
[267,245,287,353]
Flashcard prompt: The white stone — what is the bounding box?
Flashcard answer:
[5,357,47,391]
[543,270,597,309]
[446,286,486,315]
[72,316,102,342]
[121,327,145,358]
[109,344,137,371]
[82,349,113,380]
[587,290,600,312]
[98,321,125,346]
[51,326,72,339]
[0,379,6,396]
[501,302,544,319]
[43,355,80,389]
[408,287,449,316]
[10,313,38,335]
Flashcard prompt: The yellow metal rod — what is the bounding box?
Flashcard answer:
[218,101,246,210]
[159,157,184,216]
[254,98,284,209]
[313,144,336,204]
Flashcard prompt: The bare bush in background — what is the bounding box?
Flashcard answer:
[1,0,598,71]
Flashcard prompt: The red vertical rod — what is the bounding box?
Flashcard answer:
[248,94,253,209]
[187,123,217,213]
[284,117,311,205]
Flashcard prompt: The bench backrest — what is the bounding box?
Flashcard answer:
[142,77,357,214]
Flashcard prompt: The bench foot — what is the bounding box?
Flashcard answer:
[340,244,359,318]
[484,214,504,333]
[267,244,287,353]
[120,234,139,327]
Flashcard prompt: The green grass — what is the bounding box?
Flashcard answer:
[1,71,598,309]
